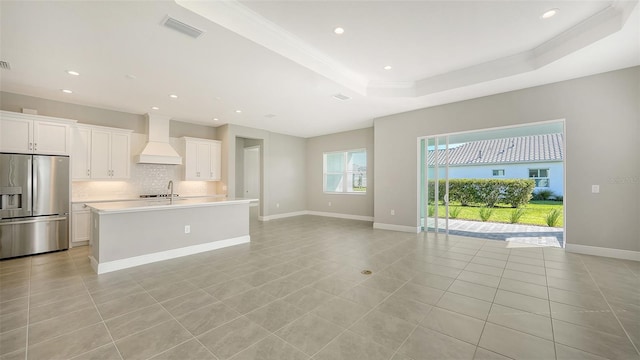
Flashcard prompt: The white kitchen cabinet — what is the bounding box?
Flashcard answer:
[71,203,91,246]
[72,124,132,180]
[209,141,221,181]
[0,111,75,155]
[71,126,91,179]
[182,137,221,181]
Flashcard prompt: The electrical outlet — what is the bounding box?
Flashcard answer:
[328,202,332,207]
[184,225,190,234]
[592,185,600,193]
[390,209,395,215]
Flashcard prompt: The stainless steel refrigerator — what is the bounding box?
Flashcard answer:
[0,153,70,259]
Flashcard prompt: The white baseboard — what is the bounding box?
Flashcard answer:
[259,210,373,222]
[90,235,250,274]
[307,211,373,222]
[373,222,421,233]
[259,211,308,221]
[566,243,640,261]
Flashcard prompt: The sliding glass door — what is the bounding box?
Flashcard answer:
[421,135,450,236]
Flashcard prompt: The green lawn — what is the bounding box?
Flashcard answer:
[430,200,564,227]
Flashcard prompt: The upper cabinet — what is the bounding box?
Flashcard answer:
[182,137,221,181]
[72,124,132,181]
[0,111,75,155]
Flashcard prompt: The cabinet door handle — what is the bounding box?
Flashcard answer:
[29,142,33,150]
[34,143,37,151]
[87,169,90,176]
[197,172,200,177]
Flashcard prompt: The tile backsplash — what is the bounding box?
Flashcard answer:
[72,164,218,201]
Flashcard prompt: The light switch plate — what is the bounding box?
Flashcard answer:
[592,185,600,193]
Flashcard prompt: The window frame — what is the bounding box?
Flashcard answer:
[323,148,367,194]
[492,169,505,177]
[528,168,550,188]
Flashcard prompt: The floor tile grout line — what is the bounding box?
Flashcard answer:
[132,279,220,360]
[303,240,465,359]
[578,255,640,357]
[23,256,32,360]
[300,255,419,358]
[470,239,496,360]
[78,263,125,360]
[387,323,421,360]
[540,244,558,360]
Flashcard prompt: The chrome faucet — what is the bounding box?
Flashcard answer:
[168,180,174,204]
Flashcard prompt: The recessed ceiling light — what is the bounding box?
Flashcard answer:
[541,8,559,19]
[334,27,345,35]
[61,89,73,94]
[126,74,137,80]
[383,65,392,70]
[66,70,80,76]
[265,114,276,118]
[169,94,178,99]
[235,110,242,113]
[213,118,219,121]
[151,106,160,110]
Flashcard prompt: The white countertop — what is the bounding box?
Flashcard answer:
[87,197,256,214]
[72,194,226,204]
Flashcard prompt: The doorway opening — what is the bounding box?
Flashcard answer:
[235,137,262,224]
[419,121,565,248]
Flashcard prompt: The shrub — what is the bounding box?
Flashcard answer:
[545,209,562,227]
[533,189,555,201]
[428,205,435,217]
[502,180,535,208]
[479,207,493,222]
[555,195,563,202]
[509,208,526,224]
[429,179,535,208]
[450,207,461,219]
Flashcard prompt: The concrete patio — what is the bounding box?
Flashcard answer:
[425,218,564,248]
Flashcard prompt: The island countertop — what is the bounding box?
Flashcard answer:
[86,197,256,214]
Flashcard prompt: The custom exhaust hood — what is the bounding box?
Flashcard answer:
[135,113,183,165]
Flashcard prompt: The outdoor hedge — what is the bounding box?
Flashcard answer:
[427,179,535,208]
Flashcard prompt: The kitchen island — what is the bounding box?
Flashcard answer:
[87,197,253,274]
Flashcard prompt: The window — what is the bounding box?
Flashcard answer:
[323,149,367,193]
[529,168,550,187]
[492,169,505,176]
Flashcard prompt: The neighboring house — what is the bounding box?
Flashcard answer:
[428,133,564,196]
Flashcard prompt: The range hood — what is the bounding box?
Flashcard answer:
[135,113,183,165]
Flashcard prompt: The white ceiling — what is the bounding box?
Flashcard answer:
[1,1,638,138]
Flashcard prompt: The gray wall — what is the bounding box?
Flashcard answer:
[0,91,217,138]
[306,127,374,217]
[219,124,307,218]
[1,91,145,132]
[374,66,640,252]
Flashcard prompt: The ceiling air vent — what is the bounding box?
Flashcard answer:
[333,93,351,101]
[162,16,204,39]
[0,61,11,70]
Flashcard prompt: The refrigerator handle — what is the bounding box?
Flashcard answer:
[27,157,33,213]
[30,157,36,213]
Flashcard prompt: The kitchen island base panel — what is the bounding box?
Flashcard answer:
[89,235,249,274]
[88,199,252,274]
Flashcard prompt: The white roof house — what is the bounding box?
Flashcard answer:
[427,133,564,196]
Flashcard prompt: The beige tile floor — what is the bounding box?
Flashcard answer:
[1,214,639,360]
